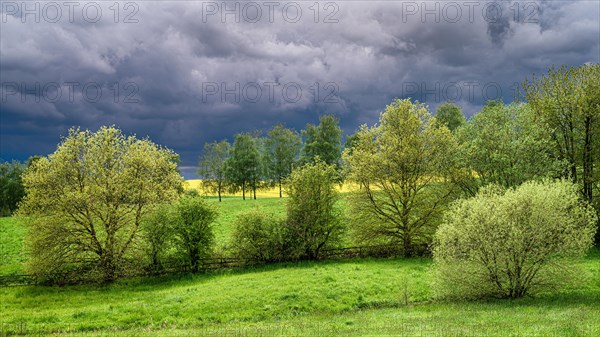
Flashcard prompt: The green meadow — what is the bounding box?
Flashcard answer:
[1,198,599,336]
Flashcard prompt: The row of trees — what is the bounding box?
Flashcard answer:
[145,160,344,274]
[199,115,342,200]
[11,63,600,294]
[17,125,342,283]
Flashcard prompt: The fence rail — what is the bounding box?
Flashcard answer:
[0,244,424,287]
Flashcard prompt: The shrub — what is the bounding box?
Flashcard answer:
[230,208,287,263]
[141,205,175,272]
[171,196,217,272]
[433,180,597,299]
[18,126,182,283]
[285,160,344,260]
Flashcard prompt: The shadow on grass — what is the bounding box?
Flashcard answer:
[13,256,429,296]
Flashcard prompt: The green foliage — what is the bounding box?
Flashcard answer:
[230,208,287,262]
[198,140,230,202]
[225,133,262,200]
[344,99,460,256]
[435,101,465,132]
[433,180,597,299]
[457,101,562,194]
[301,115,343,169]
[524,64,600,204]
[263,125,302,198]
[17,126,183,283]
[171,196,217,271]
[0,160,26,216]
[141,205,175,272]
[285,160,344,259]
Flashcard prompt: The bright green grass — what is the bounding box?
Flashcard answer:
[207,196,286,250]
[1,205,599,336]
[0,252,599,336]
[208,196,352,250]
[0,217,26,274]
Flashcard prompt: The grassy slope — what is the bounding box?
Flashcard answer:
[0,252,598,336]
[1,195,599,336]
[210,197,286,251]
[0,217,26,274]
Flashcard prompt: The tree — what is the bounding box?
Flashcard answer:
[141,204,174,272]
[435,101,465,132]
[225,133,262,200]
[171,196,216,272]
[263,125,302,197]
[17,126,183,282]
[343,133,361,155]
[524,64,600,244]
[301,115,343,169]
[524,64,600,205]
[0,160,25,216]
[433,180,597,299]
[456,101,562,195]
[198,140,230,202]
[230,208,287,262]
[285,160,344,260]
[343,99,459,257]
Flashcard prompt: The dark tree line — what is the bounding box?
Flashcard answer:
[198,115,343,200]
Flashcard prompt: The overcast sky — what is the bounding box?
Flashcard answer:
[1,0,599,178]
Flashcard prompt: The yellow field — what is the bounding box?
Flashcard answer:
[184,180,359,198]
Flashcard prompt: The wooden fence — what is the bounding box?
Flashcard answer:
[0,244,423,287]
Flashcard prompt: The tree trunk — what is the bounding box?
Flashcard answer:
[583,115,593,203]
[253,183,256,200]
[279,178,282,198]
[101,253,116,283]
[218,183,222,202]
[242,181,245,200]
[403,234,413,258]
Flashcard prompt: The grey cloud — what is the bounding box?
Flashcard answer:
[1,1,598,177]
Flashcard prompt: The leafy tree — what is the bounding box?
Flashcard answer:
[263,125,302,198]
[285,160,344,259]
[225,133,262,200]
[524,64,600,244]
[0,160,25,216]
[198,140,230,202]
[301,115,343,169]
[171,196,217,272]
[141,204,174,272]
[524,64,600,204]
[230,208,287,262]
[17,126,183,282]
[343,99,459,257]
[456,101,562,195]
[433,180,597,299]
[435,101,466,132]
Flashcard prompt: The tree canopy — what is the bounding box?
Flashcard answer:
[225,133,262,200]
[301,115,343,169]
[344,99,460,256]
[18,126,183,282]
[263,125,302,197]
[198,140,230,202]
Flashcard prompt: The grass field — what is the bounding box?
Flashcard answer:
[1,195,600,336]
[209,197,286,250]
[0,248,598,336]
[0,217,26,275]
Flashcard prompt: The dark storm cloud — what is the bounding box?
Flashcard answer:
[1,0,599,178]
